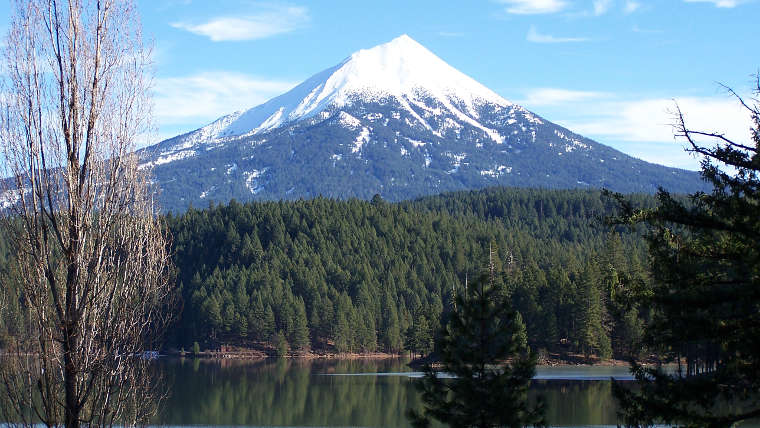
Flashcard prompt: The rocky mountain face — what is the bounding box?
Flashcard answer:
[140,35,703,213]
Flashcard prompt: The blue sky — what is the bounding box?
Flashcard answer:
[3,0,759,170]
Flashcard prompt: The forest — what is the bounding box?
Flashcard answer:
[0,186,655,360]
[155,187,656,360]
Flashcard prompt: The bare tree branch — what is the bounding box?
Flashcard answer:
[0,1,175,427]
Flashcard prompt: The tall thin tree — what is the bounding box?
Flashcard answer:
[0,1,173,427]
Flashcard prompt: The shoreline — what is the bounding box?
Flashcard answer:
[163,349,634,368]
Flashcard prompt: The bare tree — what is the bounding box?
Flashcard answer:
[0,1,174,427]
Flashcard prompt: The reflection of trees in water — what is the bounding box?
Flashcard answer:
[155,360,645,427]
[531,380,618,426]
[12,359,757,427]
[5,359,631,427]
[155,358,428,427]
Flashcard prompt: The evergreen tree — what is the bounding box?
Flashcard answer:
[407,252,545,428]
[203,298,222,338]
[274,331,289,357]
[263,305,276,342]
[223,303,236,333]
[576,261,611,359]
[405,315,434,358]
[150,186,656,356]
[381,292,404,352]
[356,307,378,352]
[290,298,311,351]
[612,79,760,426]
[602,232,648,359]
[334,296,354,353]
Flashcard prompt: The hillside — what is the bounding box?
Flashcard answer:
[139,35,704,213]
[164,187,654,359]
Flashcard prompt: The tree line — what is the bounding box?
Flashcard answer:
[158,187,655,359]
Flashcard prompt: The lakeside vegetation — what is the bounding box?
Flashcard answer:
[0,187,652,363]
[155,187,655,361]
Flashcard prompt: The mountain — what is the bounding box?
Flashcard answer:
[141,34,703,212]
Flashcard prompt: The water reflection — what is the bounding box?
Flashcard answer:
[156,358,429,427]
[154,358,631,427]
[533,380,617,426]
[3,357,755,427]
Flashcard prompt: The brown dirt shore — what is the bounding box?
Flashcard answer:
[165,347,632,367]
[167,348,409,360]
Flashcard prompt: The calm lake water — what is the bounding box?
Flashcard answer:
[153,358,634,427]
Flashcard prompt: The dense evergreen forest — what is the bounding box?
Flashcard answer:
[0,187,654,359]
[163,187,655,359]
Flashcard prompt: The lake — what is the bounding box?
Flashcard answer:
[153,358,634,427]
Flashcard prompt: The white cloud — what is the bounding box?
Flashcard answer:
[171,6,309,41]
[683,0,745,7]
[566,97,751,169]
[153,72,297,125]
[520,87,754,170]
[567,97,750,144]
[593,0,613,15]
[519,88,609,106]
[526,26,590,43]
[496,0,568,14]
[624,0,642,13]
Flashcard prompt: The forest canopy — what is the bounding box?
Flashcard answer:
[1,187,657,358]
[152,187,656,358]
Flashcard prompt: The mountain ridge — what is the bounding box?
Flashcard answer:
[151,34,516,149]
[140,35,704,213]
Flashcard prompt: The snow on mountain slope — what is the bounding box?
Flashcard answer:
[139,34,706,212]
[176,34,512,146]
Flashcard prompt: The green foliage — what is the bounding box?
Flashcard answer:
[193,341,200,355]
[274,331,289,358]
[612,80,760,427]
[381,290,404,353]
[0,222,27,350]
[575,262,612,359]
[164,187,654,358]
[289,298,310,351]
[407,255,545,428]
[405,315,434,358]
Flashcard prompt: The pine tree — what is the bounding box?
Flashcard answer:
[405,314,433,358]
[290,298,311,351]
[357,310,378,352]
[612,78,760,426]
[407,251,545,428]
[381,292,404,353]
[602,232,647,359]
[203,297,222,335]
[333,297,354,353]
[576,262,611,360]
[261,304,276,343]
[222,303,236,333]
[274,331,289,357]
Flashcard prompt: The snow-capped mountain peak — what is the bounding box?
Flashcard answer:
[141,36,705,212]
[308,34,510,111]
[176,35,513,146]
